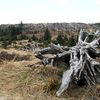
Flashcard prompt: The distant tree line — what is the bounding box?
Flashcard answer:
[0,21,28,48]
[43,28,77,47]
[0,23,77,48]
[0,22,23,41]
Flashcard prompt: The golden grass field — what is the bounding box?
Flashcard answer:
[0,48,100,100]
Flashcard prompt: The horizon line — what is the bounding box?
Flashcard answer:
[0,21,100,25]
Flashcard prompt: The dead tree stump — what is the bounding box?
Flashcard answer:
[35,29,100,97]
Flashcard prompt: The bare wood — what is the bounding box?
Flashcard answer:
[35,29,100,97]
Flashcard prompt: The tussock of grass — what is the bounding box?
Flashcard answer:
[35,65,63,77]
[43,75,60,93]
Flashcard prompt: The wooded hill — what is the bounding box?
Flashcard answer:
[0,23,100,39]
[0,22,100,48]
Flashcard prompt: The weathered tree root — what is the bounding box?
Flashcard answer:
[35,29,100,97]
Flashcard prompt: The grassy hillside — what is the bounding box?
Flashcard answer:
[0,48,100,100]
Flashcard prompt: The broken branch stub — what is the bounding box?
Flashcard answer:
[35,29,100,97]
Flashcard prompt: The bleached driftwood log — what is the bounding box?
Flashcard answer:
[35,29,100,97]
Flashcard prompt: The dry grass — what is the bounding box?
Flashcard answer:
[0,49,100,100]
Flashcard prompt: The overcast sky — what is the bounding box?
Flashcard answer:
[0,0,100,24]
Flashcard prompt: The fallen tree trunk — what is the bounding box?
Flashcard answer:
[35,29,100,97]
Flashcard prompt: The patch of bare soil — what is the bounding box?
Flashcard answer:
[0,51,31,61]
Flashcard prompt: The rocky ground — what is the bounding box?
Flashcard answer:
[0,48,100,100]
